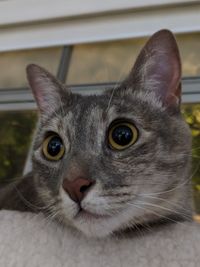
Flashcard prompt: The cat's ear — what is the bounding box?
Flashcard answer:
[123,29,181,108]
[26,64,69,114]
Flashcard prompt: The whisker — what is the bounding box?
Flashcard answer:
[45,209,61,223]
[138,163,200,196]
[137,194,192,215]
[14,185,57,211]
[105,61,128,113]
[135,200,191,221]
[126,201,188,226]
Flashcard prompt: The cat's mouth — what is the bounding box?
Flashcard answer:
[75,208,111,220]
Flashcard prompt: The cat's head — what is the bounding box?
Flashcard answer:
[27,29,191,238]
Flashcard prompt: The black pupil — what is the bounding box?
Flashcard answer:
[47,136,63,157]
[112,125,133,146]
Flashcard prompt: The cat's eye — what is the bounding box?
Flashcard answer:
[42,134,65,161]
[108,121,138,150]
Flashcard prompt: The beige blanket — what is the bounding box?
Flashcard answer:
[0,210,199,267]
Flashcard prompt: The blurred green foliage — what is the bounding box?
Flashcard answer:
[182,104,200,213]
[0,111,37,183]
[182,104,200,184]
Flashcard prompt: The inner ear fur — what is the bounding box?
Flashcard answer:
[121,29,182,108]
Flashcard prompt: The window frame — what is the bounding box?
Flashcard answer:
[1,78,200,112]
[0,0,194,26]
[0,1,200,51]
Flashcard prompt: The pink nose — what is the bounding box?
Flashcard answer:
[62,177,95,203]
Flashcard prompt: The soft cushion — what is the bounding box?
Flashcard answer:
[0,210,199,267]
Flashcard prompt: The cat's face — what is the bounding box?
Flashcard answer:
[27,30,191,238]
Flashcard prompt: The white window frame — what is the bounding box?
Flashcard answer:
[0,0,199,51]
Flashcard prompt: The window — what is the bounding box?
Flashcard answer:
[0,47,62,88]
[0,0,200,215]
[67,32,200,85]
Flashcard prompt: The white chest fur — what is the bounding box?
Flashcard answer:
[0,210,199,267]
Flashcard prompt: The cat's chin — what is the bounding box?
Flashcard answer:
[72,219,114,238]
[76,209,112,220]
[70,208,135,238]
[70,209,114,238]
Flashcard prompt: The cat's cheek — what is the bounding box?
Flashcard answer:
[60,188,79,219]
[33,148,64,176]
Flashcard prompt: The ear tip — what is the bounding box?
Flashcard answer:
[153,29,176,42]
[26,64,43,76]
[156,29,174,35]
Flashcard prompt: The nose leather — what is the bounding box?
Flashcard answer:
[62,177,95,203]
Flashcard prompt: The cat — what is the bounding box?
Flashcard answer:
[0,29,193,238]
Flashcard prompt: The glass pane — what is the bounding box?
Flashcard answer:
[178,33,200,77]
[0,47,62,88]
[67,32,200,85]
[67,38,147,84]
[0,111,37,184]
[182,104,200,214]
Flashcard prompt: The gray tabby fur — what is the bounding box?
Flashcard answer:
[0,29,193,238]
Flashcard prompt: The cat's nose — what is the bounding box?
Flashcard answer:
[62,177,95,203]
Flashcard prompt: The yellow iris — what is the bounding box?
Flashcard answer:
[108,122,138,150]
[42,134,65,161]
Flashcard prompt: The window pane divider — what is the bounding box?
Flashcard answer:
[57,46,73,83]
[0,77,200,111]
